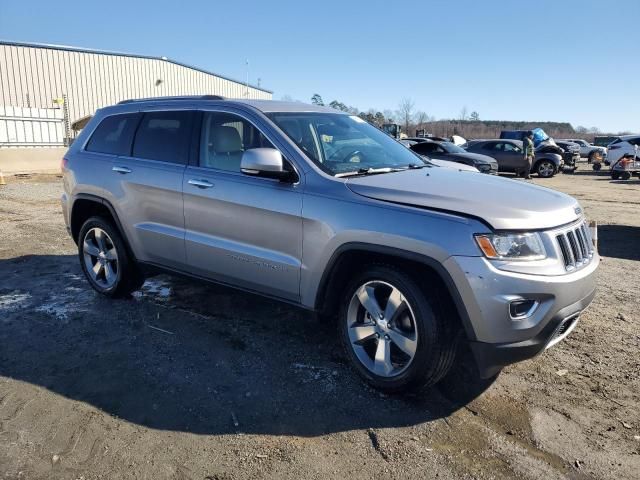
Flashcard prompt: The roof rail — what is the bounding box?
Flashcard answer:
[118,95,225,104]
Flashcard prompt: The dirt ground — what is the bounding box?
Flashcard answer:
[0,166,638,479]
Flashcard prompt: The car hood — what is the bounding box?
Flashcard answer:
[345,168,581,230]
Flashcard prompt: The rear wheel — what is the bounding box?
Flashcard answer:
[78,216,144,298]
[621,171,632,181]
[611,171,620,180]
[338,265,458,392]
[593,162,602,171]
[536,160,556,178]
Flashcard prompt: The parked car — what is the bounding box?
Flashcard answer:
[554,140,581,171]
[559,138,607,163]
[61,96,598,393]
[465,139,563,178]
[605,135,640,165]
[409,139,498,174]
[400,139,480,172]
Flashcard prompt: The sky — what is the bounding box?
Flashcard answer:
[1,0,638,133]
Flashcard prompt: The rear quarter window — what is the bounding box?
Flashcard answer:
[85,113,141,156]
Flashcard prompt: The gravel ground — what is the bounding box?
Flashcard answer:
[0,167,638,479]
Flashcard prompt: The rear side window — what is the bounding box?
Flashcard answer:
[86,113,140,155]
[132,111,194,164]
[411,142,438,154]
[483,142,502,151]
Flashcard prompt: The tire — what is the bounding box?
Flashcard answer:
[621,171,632,181]
[78,216,144,298]
[536,159,556,178]
[338,264,458,393]
[611,171,620,180]
[593,162,602,171]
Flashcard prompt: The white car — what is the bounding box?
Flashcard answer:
[606,135,640,165]
[560,138,607,162]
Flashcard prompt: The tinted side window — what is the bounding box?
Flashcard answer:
[504,143,521,152]
[132,111,194,164]
[86,113,140,156]
[483,142,502,151]
[411,142,438,154]
[200,111,274,172]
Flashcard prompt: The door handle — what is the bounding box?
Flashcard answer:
[188,179,214,189]
[112,166,132,174]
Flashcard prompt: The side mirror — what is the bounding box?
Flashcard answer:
[240,148,297,182]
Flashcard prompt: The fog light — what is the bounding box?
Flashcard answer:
[509,299,538,319]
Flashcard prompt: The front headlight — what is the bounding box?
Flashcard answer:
[475,232,546,260]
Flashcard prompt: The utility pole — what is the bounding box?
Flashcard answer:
[245,59,249,97]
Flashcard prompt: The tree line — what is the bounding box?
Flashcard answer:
[304,94,624,141]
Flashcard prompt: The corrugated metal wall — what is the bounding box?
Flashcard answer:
[0,42,272,146]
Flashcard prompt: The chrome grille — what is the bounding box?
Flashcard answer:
[556,221,594,271]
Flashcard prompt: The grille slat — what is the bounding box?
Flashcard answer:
[567,231,582,263]
[556,221,593,271]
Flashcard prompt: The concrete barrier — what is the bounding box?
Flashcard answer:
[0,147,67,175]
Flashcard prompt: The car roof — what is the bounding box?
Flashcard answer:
[616,134,640,140]
[472,138,523,145]
[112,96,341,114]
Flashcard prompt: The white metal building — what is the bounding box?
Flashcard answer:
[0,40,272,147]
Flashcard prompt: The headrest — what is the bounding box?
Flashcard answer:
[210,125,242,153]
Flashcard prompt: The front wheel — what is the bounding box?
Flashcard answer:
[536,160,556,178]
[611,171,620,180]
[338,265,458,392]
[78,216,144,298]
[593,162,602,171]
[621,171,632,180]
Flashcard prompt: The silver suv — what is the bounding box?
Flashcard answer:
[61,96,599,392]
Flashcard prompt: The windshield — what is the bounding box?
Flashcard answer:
[440,142,466,154]
[267,112,426,175]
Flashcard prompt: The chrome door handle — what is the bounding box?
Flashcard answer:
[188,179,214,189]
[112,166,132,174]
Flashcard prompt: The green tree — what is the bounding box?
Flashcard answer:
[311,94,324,106]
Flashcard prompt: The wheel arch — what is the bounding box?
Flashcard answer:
[70,194,137,261]
[314,243,477,341]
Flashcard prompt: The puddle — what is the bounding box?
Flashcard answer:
[133,278,173,302]
[0,291,31,314]
[35,292,91,320]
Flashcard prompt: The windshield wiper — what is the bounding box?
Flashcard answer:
[335,167,405,178]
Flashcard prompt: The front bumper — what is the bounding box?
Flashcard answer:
[468,288,594,377]
[443,253,598,377]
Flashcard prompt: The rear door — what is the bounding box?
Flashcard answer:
[109,109,194,269]
[501,141,524,171]
[479,141,508,171]
[182,109,303,301]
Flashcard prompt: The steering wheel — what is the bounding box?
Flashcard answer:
[333,148,363,163]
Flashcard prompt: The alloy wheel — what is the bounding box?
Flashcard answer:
[82,227,119,289]
[346,280,418,377]
[538,160,555,177]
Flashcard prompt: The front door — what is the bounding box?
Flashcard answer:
[182,110,303,301]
